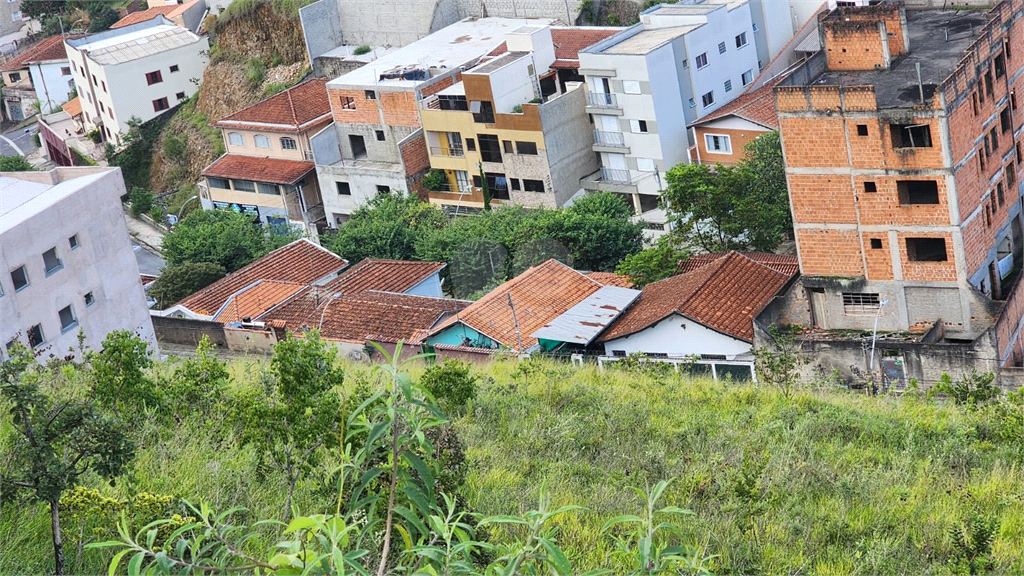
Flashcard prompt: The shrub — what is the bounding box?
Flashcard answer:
[421,359,478,411]
[86,127,103,144]
[421,168,448,191]
[933,370,1000,406]
[0,155,33,171]
[245,58,266,89]
[512,104,524,113]
[148,262,227,309]
[129,188,156,218]
[353,45,371,55]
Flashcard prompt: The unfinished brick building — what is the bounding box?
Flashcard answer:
[767,0,1024,382]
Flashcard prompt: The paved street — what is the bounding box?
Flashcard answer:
[133,242,165,276]
[0,124,39,157]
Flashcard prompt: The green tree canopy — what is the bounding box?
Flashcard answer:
[1,155,34,172]
[86,3,120,32]
[148,262,226,309]
[615,235,688,288]
[323,192,446,262]
[162,209,299,272]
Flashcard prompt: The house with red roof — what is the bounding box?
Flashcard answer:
[111,0,206,33]
[688,78,781,166]
[200,78,332,234]
[1,34,81,120]
[597,251,799,379]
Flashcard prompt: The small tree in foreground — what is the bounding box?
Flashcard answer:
[1,345,135,576]
[753,325,804,399]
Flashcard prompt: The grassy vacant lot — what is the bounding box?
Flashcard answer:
[1,356,1021,575]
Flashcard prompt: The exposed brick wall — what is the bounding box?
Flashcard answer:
[856,177,950,227]
[896,232,958,282]
[779,117,847,167]
[862,232,893,280]
[329,88,421,128]
[796,229,864,276]
[787,174,857,224]
[824,22,890,71]
[330,88,384,124]
[399,131,430,197]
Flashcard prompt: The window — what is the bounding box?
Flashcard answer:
[735,32,747,48]
[340,96,356,110]
[152,97,169,112]
[510,178,521,191]
[376,185,390,194]
[973,92,979,115]
[996,53,1006,78]
[842,292,880,315]
[1000,108,1012,134]
[69,235,79,250]
[705,134,731,153]
[985,71,994,97]
[741,69,753,86]
[478,134,502,163]
[27,324,44,348]
[718,41,727,54]
[864,181,877,192]
[280,137,297,150]
[695,52,708,69]
[231,179,256,192]
[997,182,1005,206]
[59,305,78,333]
[84,292,95,307]
[622,80,641,94]
[257,182,278,195]
[43,247,62,275]
[336,181,351,195]
[207,177,229,189]
[438,95,469,111]
[364,89,376,100]
[254,134,270,148]
[897,180,940,204]
[515,141,537,155]
[857,124,868,136]
[170,64,179,73]
[11,266,28,291]
[637,158,656,172]
[503,140,513,153]
[523,179,545,192]
[906,237,948,261]
[466,138,476,152]
[176,91,186,100]
[724,79,732,93]
[1013,90,1019,111]
[145,70,163,85]
[471,100,495,124]
[701,91,714,107]
[630,119,648,133]
[101,80,106,93]
[752,23,759,32]
[1018,141,1023,164]
[990,127,999,151]
[870,238,883,249]
[890,123,932,148]
[9,72,21,82]
[687,98,696,108]
[228,132,244,146]
[375,130,385,141]
[349,134,366,158]
[61,66,71,76]
[99,102,105,113]
[612,350,626,357]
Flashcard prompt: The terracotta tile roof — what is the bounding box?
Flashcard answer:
[679,250,799,276]
[213,78,330,132]
[140,274,157,287]
[175,239,347,316]
[600,251,797,343]
[487,27,622,70]
[0,35,80,70]
[428,259,603,351]
[690,78,781,130]
[213,280,306,323]
[260,289,469,344]
[110,5,178,28]
[201,154,315,185]
[585,271,634,288]
[326,258,446,295]
[61,96,82,117]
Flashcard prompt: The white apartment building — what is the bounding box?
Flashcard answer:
[0,35,77,121]
[0,167,158,363]
[578,1,759,214]
[64,17,209,146]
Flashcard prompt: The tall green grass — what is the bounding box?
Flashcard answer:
[1,357,1020,575]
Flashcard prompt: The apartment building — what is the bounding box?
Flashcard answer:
[1,35,79,121]
[312,17,552,226]
[65,17,209,146]
[201,79,331,235]
[0,167,157,362]
[578,2,759,214]
[420,26,618,213]
[774,0,1024,367]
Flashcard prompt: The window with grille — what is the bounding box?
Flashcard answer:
[280,137,297,150]
[842,293,880,315]
[718,42,727,54]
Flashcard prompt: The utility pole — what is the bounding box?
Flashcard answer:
[507,291,523,354]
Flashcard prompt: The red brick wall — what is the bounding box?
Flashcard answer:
[400,131,430,198]
[787,174,857,224]
[897,232,957,282]
[796,229,864,276]
[862,232,893,280]
[821,4,906,71]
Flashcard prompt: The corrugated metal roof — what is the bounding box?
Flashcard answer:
[531,285,640,345]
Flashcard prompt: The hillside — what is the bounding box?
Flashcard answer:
[146,1,312,197]
[0,351,1020,576]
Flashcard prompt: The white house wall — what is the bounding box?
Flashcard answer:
[30,61,75,115]
[602,312,751,358]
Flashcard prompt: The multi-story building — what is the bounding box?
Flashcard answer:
[0,35,78,121]
[312,17,552,226]
[688,78,779,166]
[578,2,759,214]
[419,25,618,213]
[64,17,208,146]
[773,0,1024,371]
[111,0,207,33]
[0,167,157,362]
[200,79,331,235]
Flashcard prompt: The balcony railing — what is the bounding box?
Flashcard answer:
[594,130,626,147]
[600,167,632,183]
[429,146,465,157]
[587,92,617,107]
